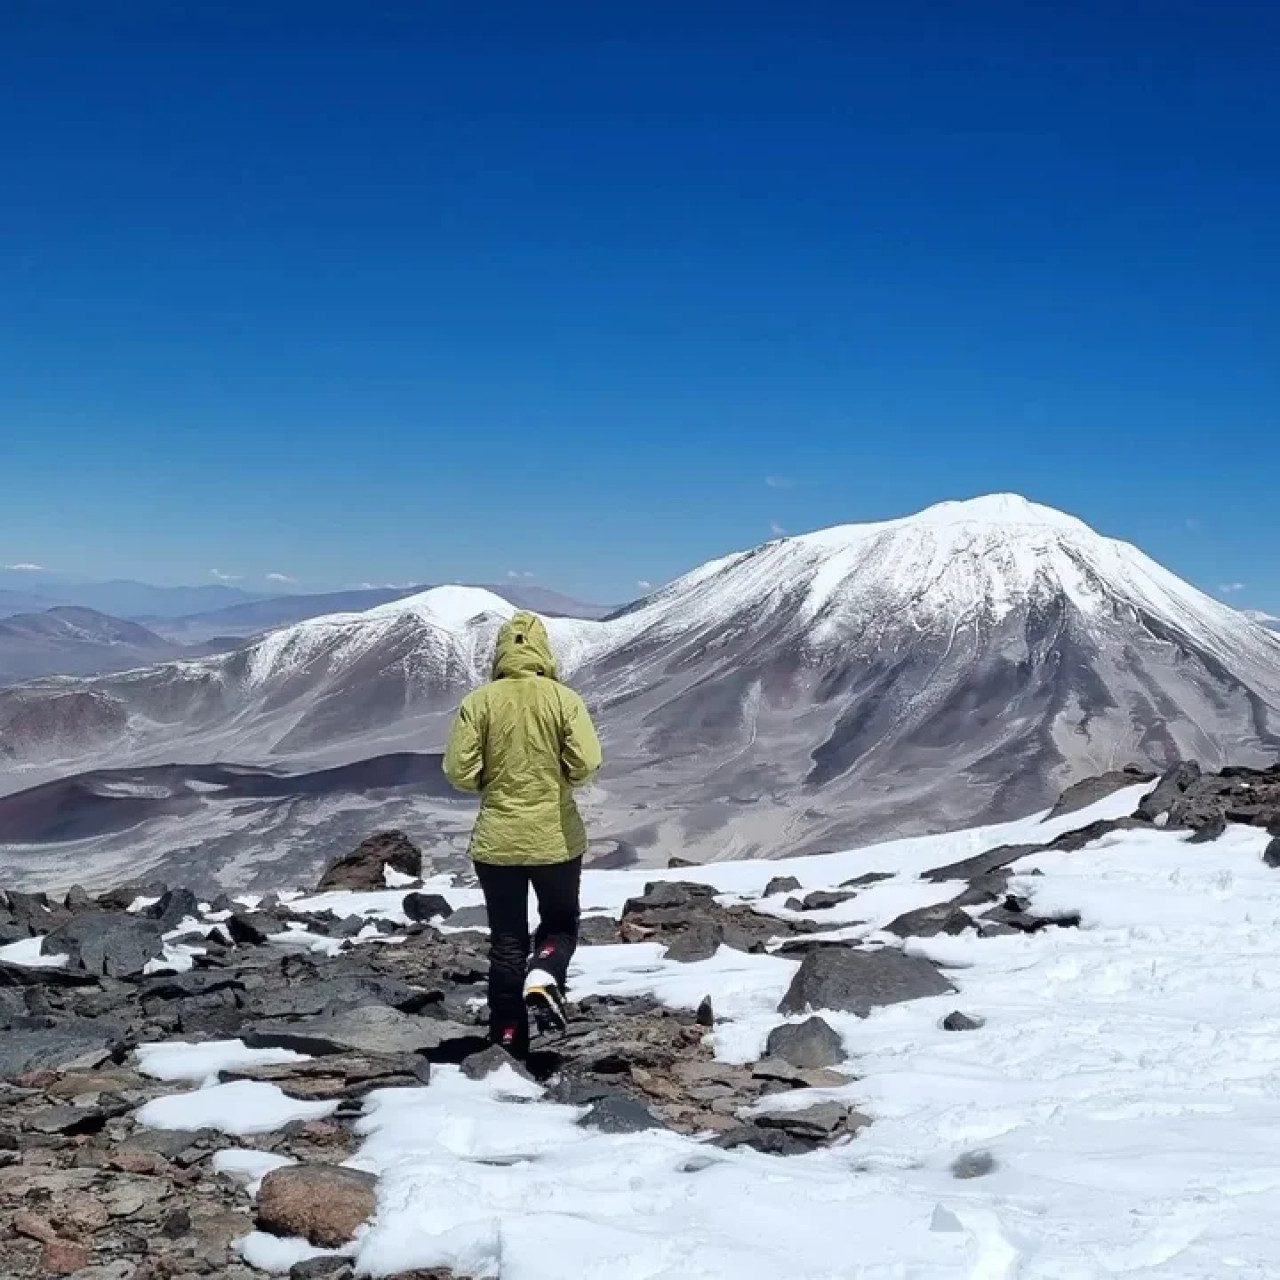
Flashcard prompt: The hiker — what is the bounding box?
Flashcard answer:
[443,611,602,1056]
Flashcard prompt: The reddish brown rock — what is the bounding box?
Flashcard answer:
[256,1164,378,1248]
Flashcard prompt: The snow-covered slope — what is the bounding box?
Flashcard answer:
[29,784,1280,1278]
[3,496,1280,875]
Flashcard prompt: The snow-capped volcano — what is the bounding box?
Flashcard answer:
[3,495,1280,875]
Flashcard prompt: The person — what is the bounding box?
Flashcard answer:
[443,610,602,1056]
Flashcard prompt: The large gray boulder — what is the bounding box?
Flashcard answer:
[778,946,954,1017]
[764,1016,845,1069]
[43,913,164,978]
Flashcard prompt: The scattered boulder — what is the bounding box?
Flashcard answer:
[227,912,276,946]
[579,1094,667,1134]
[696,996,715,1027]
[622,881,717,916]
[942,1011,984,1032]
[40,1240,93,1276]
[403,893,454,923]
[952,1149,998,1179]
[1047,766,1155,819]
[792,889,858,912]
[578,916,620,945]
[756,1101,865,1141]
[923,843,1043,885]
[763,876,802,897]
[461,1044,531,1082]
[43,913,164,978]
[663,924,729,963]
[149,887,201,929]
[884,901,973,939]
[316,830,423,892]
[778,945,954,1017]
[1136,761,1202,824]
[1265,838,1280,869]
[764,1017,845,1069]
[256,1164,378,1248]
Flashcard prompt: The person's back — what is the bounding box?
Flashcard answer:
[443,611,601,1053]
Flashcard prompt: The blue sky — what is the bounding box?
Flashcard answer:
[2,1,1277,606]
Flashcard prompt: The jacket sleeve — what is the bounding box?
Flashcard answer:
[443,696,485,793]
[560,692,602,787]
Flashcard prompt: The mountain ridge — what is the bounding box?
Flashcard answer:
[2,494,1279,876]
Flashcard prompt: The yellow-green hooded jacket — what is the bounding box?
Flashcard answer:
[443,612,602,866]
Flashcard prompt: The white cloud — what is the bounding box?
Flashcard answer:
[265,572,297,584]
[506,570,535,580]
[637,580,653,591]
[1219,582,1247,595]
[209,569,243,582]
[770,521,786,537]
[765,475,796,489]
[3,562,46,572]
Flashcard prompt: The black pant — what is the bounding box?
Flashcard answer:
[474,856,582,1051]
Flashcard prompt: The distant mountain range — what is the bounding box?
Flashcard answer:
[143,583,612,644]
[0,578,267,620]
[3,494,1280,889]
[0,607,239,686]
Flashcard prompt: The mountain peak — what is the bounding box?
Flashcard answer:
[365,585,514,631]
[909,493,1089,531]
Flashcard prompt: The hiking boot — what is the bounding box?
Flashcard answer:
[523,968,568,1032]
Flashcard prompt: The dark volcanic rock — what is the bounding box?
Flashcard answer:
[923,844,1043,885]
[943,1011,985,1032]
[0,958,99,989]
[884,901,973,939]
[778,946,954,1017]
[1047,766,1155,819]
[1264,837,1280,869]
[764,1017,845,1069]
[763,876,802,897]
[227,912,276,945]
[1136,761,1203,823]
[796,889,858,911]
[403,893,454,923]
[623,881,718,916]
[149,887,201,929]
[664,924,732,963]
[461,1044,531,1082]
[0,1028,121,1079]
[43,912,164,978]
[317,830,423,892]
[579,1094,668,1134]
[696,996,715,1027]
[578,916,620,945]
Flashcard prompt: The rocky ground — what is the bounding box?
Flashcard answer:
[2,761,1278,1279]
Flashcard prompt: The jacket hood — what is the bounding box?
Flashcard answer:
[492,611,559,680]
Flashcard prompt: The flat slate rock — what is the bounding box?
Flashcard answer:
[245,1006,474,1057]
[0,1029,121,1080]
[778,946,955,1017]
